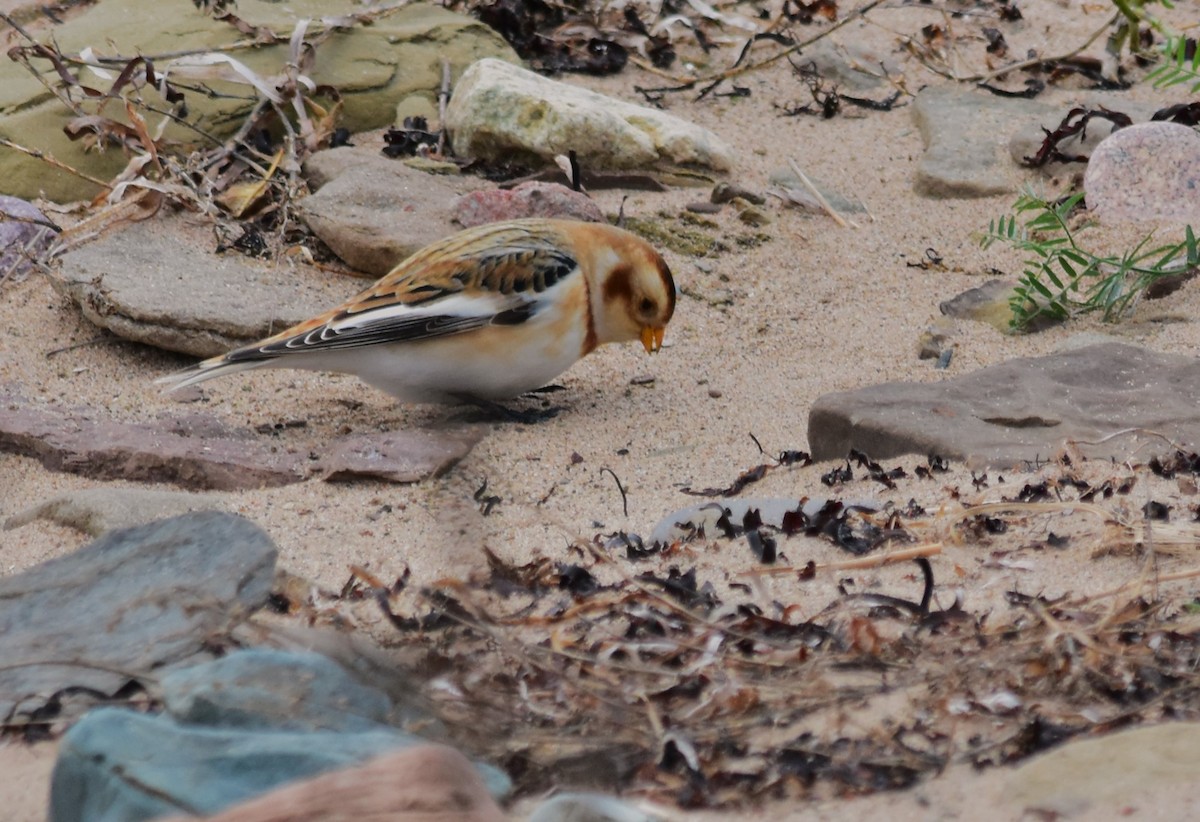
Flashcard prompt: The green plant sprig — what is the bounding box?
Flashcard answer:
[980,189,1199,331]
[1147,33,1200,91]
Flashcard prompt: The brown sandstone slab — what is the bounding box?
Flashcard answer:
[160,746,506,822]
[807,343,1200,468]
[0,385,482,489]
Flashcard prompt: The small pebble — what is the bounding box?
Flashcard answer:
[712,182,766,205]
[708,389,723,399]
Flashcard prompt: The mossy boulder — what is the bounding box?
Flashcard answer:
[0,0,517,202]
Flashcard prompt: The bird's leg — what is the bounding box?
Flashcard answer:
[451,394,561,425]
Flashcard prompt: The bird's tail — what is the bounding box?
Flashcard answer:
[155,356,270,393]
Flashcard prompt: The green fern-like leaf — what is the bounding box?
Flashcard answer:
[1147,34,1200,92]
[980,186,1196,331]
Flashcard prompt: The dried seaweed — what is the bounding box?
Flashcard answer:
[1023,106,1134,167]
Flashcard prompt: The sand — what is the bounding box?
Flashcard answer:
[4,0,1200,819]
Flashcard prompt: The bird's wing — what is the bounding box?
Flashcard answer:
[226,222,580,363]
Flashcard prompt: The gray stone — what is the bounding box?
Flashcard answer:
[160,650,397,732]
[48,708,511,822]
[766,168,865,214]
[298,147,471,276]
[1084,121,1200,226]
[0,512,276,723]
[1005,723,1200,817]
[3,487,227,536]
[0,195,57,280]
[913,86,1057,198]
[795,39,900,92]
[807,343,1200,467]
[446,58,733,174]
[0,0,516,202]
[53,216,357,358]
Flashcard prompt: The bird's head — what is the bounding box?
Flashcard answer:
[589,227,676,354]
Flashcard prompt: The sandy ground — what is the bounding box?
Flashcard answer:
[5,0,1200,819]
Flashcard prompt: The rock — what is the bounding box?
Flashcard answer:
[0,0,516,202]
[1084,121,1200,226]
[939,279,1019,331]
[446,58,733,174]
[913,87,1057,198]
[453,182,604,228]
[317,428,484,483]
[0,195,57,280]
[299,147,474,276]
[53,216,356,358]
[795,38,900,92]
[160,650,396,733]
[49,709,510,822]
[157,746,506,822]
[734,200,771,226]
[1008,99,1160,177]
[0,512,276,724]
[1005,723,1200,817]
[0,384,481,489]
[3,487,227,536]
[711,183,765,206]
[0,384,306,489]
[766,167,865,214]
[528,792,663,822]
[917,316,956,360]
[808,343,1200,467]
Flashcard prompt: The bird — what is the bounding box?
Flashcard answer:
[157,218,676,411]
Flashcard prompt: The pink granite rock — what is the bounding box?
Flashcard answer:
[1084,121,1200,225]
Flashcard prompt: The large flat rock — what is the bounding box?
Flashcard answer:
[0,384,483,490]
[0,0,516,202]
[808,343,1200,467]
[0,512,276,723]
[297,147,472,276]
[53,217,358,358]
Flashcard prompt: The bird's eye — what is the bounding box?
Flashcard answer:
[639,298,656,314]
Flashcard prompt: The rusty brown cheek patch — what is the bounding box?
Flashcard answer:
[602,265,633,308]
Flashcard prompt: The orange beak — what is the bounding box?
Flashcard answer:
[640,325,665,354]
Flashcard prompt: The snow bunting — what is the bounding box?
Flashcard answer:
[158,219,675,405]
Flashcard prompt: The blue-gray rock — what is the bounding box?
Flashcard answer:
[48,707,511,822]
[0,512,276,724]
[160,649,395,732]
